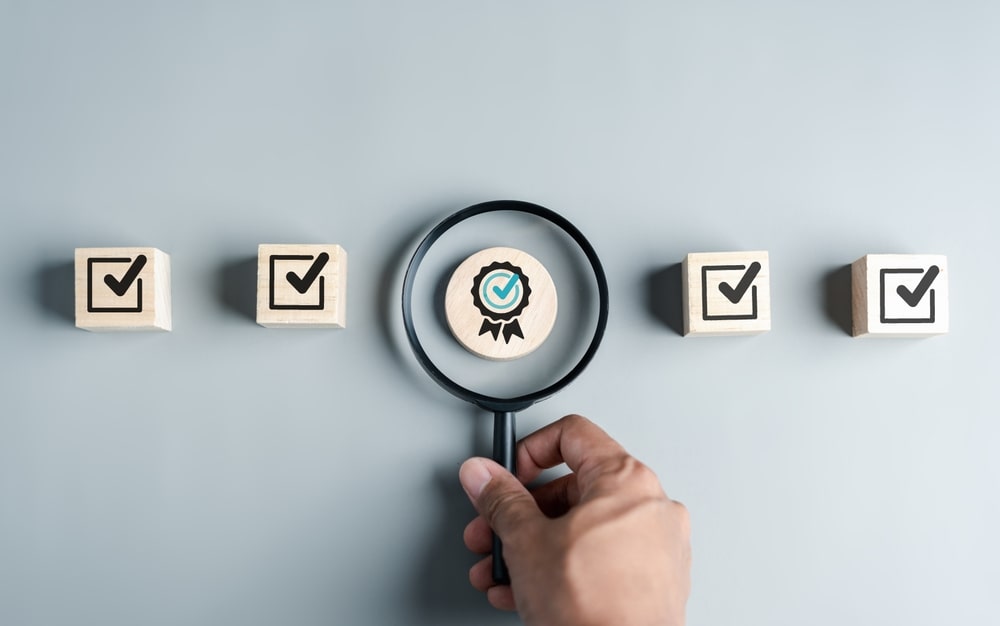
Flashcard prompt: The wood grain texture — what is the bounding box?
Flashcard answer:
[851,254,948,337]
[444,246,557,360]
[682,251,771,336]
[74,247,172,332]
[256,244,347,328]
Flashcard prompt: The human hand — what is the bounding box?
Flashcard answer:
[459,414,691,626]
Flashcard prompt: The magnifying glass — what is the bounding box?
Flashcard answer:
[401,200,609,583]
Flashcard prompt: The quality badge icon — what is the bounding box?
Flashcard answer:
[444,246,558,361]
[471,260,531,344]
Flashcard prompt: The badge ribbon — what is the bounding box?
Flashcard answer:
[479,317,524,343]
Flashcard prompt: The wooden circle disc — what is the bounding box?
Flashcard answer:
[445,247,558,361]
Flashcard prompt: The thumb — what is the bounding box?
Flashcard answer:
[459,457,543,539]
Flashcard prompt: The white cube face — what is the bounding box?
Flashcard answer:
[853,254,948,337]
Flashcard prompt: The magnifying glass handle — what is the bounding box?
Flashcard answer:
[492,410,516,584]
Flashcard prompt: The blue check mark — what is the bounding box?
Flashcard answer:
[492,273,520,300]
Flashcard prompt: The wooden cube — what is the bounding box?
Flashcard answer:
[74,247,172,332]
[256,244,347,328]
[852,254,948,337]
[681,251,771,336]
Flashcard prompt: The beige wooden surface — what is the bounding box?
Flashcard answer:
[444,246,557,360]
[852,254,949,337]
[682,251,771,336]
[256,244,347,328]
[74,247,172,332]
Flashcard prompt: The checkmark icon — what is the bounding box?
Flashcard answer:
[285,252,330,294]
[264,245,347,316]
[896,265,939,307]
[718,262,761,304]
[103,255,147,297]
[492,273,520,300]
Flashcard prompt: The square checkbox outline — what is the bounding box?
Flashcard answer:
[701,264,758,321]
[269,255,325,310]
[880,267,935,324]
[87,257,143,313]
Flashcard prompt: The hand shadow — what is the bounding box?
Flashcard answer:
[406,410,520,623]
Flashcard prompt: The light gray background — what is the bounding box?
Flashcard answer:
[1,2,998,625]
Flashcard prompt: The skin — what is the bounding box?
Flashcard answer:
[459,414,692,626]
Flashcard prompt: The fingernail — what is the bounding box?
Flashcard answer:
[459,458,493,499]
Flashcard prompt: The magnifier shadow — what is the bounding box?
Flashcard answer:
[374,213,452,388]
[406,408,512,621]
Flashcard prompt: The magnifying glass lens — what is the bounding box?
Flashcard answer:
[406,211,601,399]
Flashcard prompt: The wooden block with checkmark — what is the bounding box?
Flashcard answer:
[851,254,948,337]
[256,244,347,328]
[74,247,172,331]
[681,251,771,336]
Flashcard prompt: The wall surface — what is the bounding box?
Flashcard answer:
[1,2,998,625]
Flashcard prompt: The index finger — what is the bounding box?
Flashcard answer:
[516,414,628,486]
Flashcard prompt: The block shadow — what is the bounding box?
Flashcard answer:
[217,256,258,321]
[646,263,684,336]
[822,264,853,336]
[34,259,75,323]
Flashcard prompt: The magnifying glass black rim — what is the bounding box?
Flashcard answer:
[401,199,610,413]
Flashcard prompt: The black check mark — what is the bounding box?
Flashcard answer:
[285,252,330,294]
[718,261,761,304]
[103,255,147,296]
[896,265,939,307]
